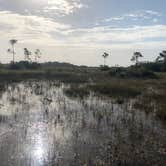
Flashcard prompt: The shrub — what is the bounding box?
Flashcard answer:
[109,67,126,77]
[8,61,41,70]
[139,62,166,72]
[109,66,157,79]
[88,83,142,98]
[100,65,110,71]
[128,67,157,78]
[64,86,90,98]
[156,106,166,121]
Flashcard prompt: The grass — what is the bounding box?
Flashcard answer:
[62,73,166,122]
[64,80,143,99]
[87,83,142,98]
[0,69,91,83]
[0,64,166,122]
[64,85,90,98]
[156,106,166,121]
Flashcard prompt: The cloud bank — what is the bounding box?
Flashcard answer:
[0,0,166,65]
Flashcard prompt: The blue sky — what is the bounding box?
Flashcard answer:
[0,0,166,66]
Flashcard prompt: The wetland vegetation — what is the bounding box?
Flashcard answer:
[0,43,166,165]
[0,58,166,166]
[1,0,166,165]
[0,80,165,166]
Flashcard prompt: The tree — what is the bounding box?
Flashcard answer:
[102,52,109,66]
[24,48,32,62]
[7,39,17,63]
[34,49,41,62]
[131,52,143,65]
[156,51,166,63]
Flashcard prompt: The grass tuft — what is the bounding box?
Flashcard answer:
[88,83,142,98]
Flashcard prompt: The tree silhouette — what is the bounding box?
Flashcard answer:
[7,39,17,63]
[34,49,41,62]
[156,51,166,63]
[131,52,143,65]
[24,48,32,62]
[102,52,109,66]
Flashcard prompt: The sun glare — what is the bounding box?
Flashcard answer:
[33,146,44,160]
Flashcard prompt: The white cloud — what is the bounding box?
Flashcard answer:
[0,1,165,65]
[153,18,158,23]
[44,0,85,16]
[0,11,71,45]
[0,0,86,17]
[61,25,166,47]
[102,10,163,23]
[145,10,161,16]
[0,10,166,49]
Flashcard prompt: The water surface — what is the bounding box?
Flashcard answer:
[0,81,165,166]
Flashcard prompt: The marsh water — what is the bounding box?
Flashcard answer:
[0,81,165,166]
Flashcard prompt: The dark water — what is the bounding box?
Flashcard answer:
[0,81,165,166]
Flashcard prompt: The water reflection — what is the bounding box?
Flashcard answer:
[0,81,165,166]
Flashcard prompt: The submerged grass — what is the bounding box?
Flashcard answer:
[0,66,166,122]
[64,77,166,122]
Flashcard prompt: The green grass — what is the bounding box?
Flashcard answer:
[0,65,166,122]
[64,82,142,99]
[64,85,90,98]
[0,69,91,83]
[156,106,166,121]
[88,83,142,98]
[62,73,166,122]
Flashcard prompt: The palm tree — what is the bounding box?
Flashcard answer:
[131,52,143,65]
[34,49,41,62]
[24,48,32,62]
[102,52,109,66]
[156,51,166,63]
[7,39,17,63]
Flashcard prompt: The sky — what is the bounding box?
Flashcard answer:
[0,0,166,66]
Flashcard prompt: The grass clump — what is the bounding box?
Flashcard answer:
[109,67,157,79]
[64,85,90,98]
[88,83,142,98]
[156,105,166,121]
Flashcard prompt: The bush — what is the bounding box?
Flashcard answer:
[109,66,157,79]
[88,83,142,98]
[139,62,166,72]
[156,106,166,121]
[100,65,110,71]
[8,61,41,70]
[128,67,157,78]
[64,86,90,98]
[109,67,127,77]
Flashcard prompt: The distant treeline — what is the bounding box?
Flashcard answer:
[0,61,96,71]
[108,62,166,79]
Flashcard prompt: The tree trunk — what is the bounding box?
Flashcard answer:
[104,58,106,66]
[12,45,15,63]
[136,57,138,66]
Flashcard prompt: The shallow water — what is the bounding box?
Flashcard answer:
[0,81,165,166]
